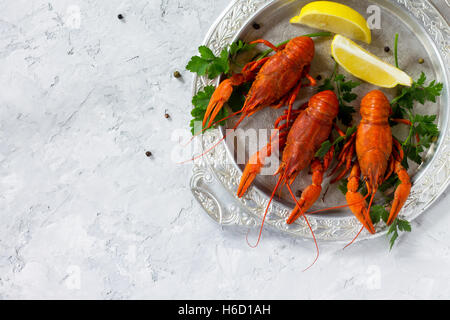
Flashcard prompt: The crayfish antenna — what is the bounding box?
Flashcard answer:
[180,110,243,147]
[343,226,365,249]
[366,191,376,221]
[306,192,371,215]
[177,113,247,165]
[246,174,285,248]
[286,184,319,272]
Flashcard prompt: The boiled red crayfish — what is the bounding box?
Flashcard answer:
[237,91,340,256]
[331,90,412,234]
[203,36,317,131]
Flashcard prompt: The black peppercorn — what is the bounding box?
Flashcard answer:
[118,14,124,20]
[384,46,390,52]
[252,22,261,30]
[145,151,152,157]
[316,75,322,81]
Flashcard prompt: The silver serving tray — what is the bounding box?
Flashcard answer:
[190,0,450,242]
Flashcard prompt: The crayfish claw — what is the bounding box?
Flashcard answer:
[346,192,376,234]
[386,162,411,225]
[345,164,376,234]
[286,160,323,224]
[286,185,322,224]
[203,79,235,128]
[237,169,258,198]
[237,147,271,198]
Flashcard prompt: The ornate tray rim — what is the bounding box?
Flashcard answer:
[190,0,450,242]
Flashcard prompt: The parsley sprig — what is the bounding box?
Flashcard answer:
[187,40,256,135]
[186,46,229,79]
[318,62,360,126]
[315,126,357,158]
[390,34,443,167]
[189,86,220,135]
[186,40,255,79]
[369,205,411,250]
[391,72,444,117]
[390,73,443,169]
[388,219,412,250]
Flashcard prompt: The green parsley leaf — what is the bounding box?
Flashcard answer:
[315,140,333,158]
[186,46,230,79]
[379,175,400,193]
[187,41,257,134]
[315,125,357,159]
[191,85,215,112]
[227,82,251,112]
[387,218,411,250]
[187,41,257,79]
[414,115,439,137]
[400,112,440,168]
[391,73,442,169]
[345,126,357,137]
[186,56,209,76]
[336,174,367,196]
[338,104,356,127]
[391,72,443,112]
[342,92,358,103]
[338,179,348,195]
[370,205,389,224]
[339,80,360,93]
[318,63,360,126]
[406,145,423,165]
[397,219,412,232]
[228,40,256,58]
[418,134,434,149]
[318,78,334,92]
[198,46,216,60]
[335,75,360,126]
[388,226,399,250]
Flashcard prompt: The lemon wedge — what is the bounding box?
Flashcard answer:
[290,1,371,44]
[331,35,412,88]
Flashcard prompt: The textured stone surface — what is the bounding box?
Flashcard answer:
[0,0,449,300]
